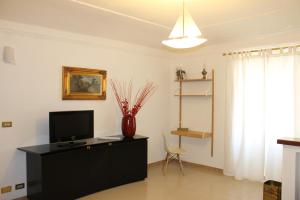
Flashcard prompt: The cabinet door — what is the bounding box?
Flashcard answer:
[88,144,111,193]
[42,145,112,199]
[110,139,147,186]
[42,147,91,200]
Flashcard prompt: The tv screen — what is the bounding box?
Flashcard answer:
[49,110,94,143]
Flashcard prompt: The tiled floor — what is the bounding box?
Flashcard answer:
[80,162,263,200]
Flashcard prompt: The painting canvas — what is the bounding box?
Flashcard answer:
[70,74,101,93]
[62,66,106,100]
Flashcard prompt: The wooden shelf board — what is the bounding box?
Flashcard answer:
[174,94,212,97]
[175,78,212,82]
[171,130,212,139]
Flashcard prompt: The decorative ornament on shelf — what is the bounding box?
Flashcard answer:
[161,0,207,49]
[110,80,156,138]
[202,68,207,79]
[176,68,186,80]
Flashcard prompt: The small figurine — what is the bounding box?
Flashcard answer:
[176,68,186,80]
[202,68,207,79]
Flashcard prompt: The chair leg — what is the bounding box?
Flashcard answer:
[177,154,184,175]
[166,153,171,169]
[162,153,168,173]
[163,153,170,175]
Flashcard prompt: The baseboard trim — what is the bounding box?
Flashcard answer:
[148,159,223,173]
[148,160,164,168]
[14,197,27,200]
[181,161,223,173]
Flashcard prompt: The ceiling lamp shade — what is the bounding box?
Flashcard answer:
[162,3,207,49]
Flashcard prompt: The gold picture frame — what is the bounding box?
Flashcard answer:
[62,66,107,100]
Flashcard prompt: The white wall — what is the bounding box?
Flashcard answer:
[295,55,300,138]
[167,52,226,169]
[0,20,171,200]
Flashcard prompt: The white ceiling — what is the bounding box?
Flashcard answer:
[0,0,299,49]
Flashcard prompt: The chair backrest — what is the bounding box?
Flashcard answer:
[162,133,171,152]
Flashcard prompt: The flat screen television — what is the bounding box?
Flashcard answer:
[49,110,94,143]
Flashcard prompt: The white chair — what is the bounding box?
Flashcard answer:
[162,133,185,174]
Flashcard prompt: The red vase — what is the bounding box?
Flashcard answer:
[121,115,136,137]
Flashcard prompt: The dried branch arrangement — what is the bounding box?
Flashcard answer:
[110,80,156,117]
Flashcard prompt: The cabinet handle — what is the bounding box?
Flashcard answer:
[108,143,112,146]
[87,146,91,150]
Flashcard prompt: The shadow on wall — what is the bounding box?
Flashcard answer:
[35,117,49,145]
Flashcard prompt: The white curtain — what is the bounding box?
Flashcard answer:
[224,48,299,182]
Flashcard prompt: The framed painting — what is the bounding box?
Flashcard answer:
[62,66,107,100]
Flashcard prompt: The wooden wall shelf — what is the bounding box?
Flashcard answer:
[175,78,212,82]
[174,94,212,97]
[171,130,212,139]
[173,70,215,157]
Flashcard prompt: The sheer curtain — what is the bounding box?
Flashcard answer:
[224,48,298,182]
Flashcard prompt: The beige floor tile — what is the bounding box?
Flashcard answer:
[80,162,263,200]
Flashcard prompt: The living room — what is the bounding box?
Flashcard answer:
[0,0,300,200]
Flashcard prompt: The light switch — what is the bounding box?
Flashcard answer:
[2,121,12,128]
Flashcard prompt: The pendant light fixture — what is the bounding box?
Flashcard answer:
[162,1,207,49]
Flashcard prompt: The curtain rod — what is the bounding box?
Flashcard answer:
[222,44,300,56]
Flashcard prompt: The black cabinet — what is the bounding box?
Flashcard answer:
[18,135,148,200]
[110,140,147,186]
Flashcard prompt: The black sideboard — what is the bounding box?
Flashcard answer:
[18,135,148,200]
